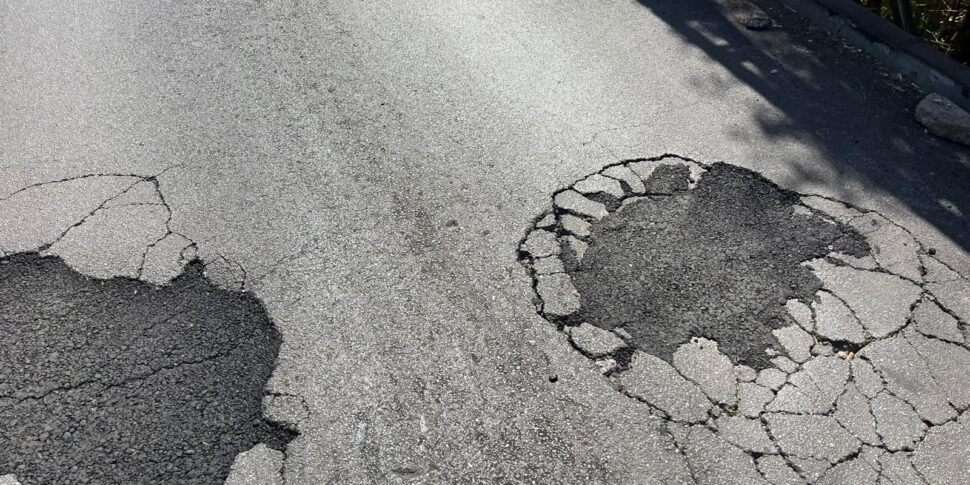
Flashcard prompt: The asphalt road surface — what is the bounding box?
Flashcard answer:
[1,0,969,483]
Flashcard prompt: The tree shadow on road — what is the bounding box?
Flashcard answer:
[634,0,970,254]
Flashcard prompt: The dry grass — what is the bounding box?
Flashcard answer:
[857,0,970,63]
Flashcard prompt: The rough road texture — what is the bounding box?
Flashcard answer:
[6,0,970,482]
[0,253,294,484]
[521,156,970,484]
[572,163,868,368]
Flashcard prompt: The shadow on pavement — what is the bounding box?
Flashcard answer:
[634,0,970,253]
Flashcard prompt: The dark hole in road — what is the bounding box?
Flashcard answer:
[0,253,294,484]
[570,163,869,369]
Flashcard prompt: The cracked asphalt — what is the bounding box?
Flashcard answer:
[0,253,293,484]
[521,156,970,483]
[1,0,969,483]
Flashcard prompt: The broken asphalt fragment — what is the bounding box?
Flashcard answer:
[620,351,712,423]
[553,190,608,220]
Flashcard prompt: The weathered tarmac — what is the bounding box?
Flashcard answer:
[1,0,969,483]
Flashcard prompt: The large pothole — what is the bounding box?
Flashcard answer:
[520,155,970,483]
[570,162,868,369]
[0,253,295,484]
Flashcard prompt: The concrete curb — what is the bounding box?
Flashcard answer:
[781,0,970,111]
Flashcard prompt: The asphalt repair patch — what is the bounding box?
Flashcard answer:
[572,163,868,369]
[0,253,294,484]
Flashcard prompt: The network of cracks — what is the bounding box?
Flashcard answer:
[519,155,970,484]
[0,172,297,485]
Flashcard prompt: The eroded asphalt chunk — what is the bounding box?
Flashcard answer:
[519,155,970,484]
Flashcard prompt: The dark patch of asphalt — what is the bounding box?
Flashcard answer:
[570,163,868,369]
[0,253,294,484]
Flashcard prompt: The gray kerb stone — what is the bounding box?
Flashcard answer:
[915,92,970,146]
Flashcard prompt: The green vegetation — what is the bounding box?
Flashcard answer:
[857,0,970,63]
